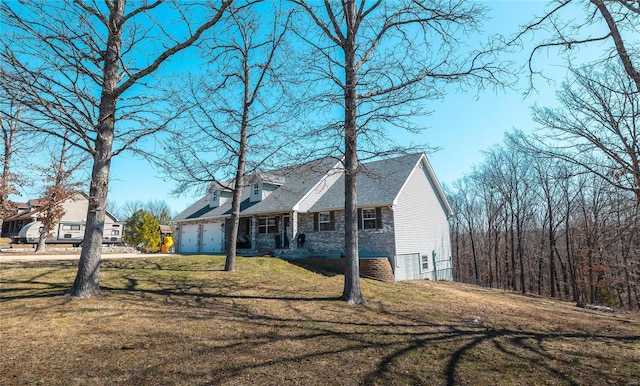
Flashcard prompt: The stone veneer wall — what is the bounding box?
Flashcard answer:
[296,207,395,256]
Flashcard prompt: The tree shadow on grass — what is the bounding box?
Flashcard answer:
[2,259,639,385]
[284,259,340,277]
[97,275,640,385]
[0,261,78,301]
[103,286,640,386]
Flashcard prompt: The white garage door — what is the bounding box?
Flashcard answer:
[201,222,224,253]
[179,225,199,253]
[394,253,421,281]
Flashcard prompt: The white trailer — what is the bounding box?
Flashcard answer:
[13,221,124,246]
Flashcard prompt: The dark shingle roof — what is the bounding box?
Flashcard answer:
[308,153,423,211]
[241,156,342,215]
[173,153,450,220]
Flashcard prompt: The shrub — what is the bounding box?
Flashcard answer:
[124,209,160,252]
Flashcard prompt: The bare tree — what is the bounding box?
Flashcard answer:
[34,132,85,253]
[145,199,175,224]
[512,0,640,90]
[449,177,482,284]
[291,0,507,304]
[531,65,640,203]
[163,4,296,272]
[0,0,232,297]
[115,201,145,221]
[0,90,38,229]
[482,141,537,294]
[449,128,639,309]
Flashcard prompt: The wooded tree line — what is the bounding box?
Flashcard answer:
[448,0,640,310]
[448,64,640,310]
[448,133,639,310]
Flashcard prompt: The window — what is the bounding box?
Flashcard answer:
[212,190,218,201]
[253,183,260,196]
[362,209,377,229]
[359,207,382,230]
[319,212,331,231]
[258,217,277,234]
[314,211,335,231]
[63,224,81,231]
[421,254,429,272]
[111,230,120,236]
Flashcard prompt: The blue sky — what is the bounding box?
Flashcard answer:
[112,0,571,216]
[15,1,585,217]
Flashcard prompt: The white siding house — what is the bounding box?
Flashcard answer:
[173,153,453,281]
[392,157,453,280]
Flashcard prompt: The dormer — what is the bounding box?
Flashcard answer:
[207,182,231,208]
[250,182,262,203]
[249,173,285,203]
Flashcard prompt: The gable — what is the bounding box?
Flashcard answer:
[308,153,423,211]
[241,156,342,215]
[394,154,452,217]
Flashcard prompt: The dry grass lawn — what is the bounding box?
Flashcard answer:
[1,255,638,385]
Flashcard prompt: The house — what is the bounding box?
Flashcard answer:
[173,153,453,281]
[1,200,38,237]
[2,192,123,245]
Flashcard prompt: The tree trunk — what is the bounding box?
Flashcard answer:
[548,202,556,297]
[469,227,479,285]
[487,218,493,288]
[225,178,243,271]
[556,248,569,300]
[516,213,526,294]
[69,145,112,297]
[493,224,500,289]
[35,233,46,253]
[225,47,253,272]
[454,222,460,282]
[0,116,15,233]
[341,0,364,305]
[588,247,596,304]
[510,212,517,291]
[69,1,123,297]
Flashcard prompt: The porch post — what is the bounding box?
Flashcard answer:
[291,211,298,251]
[250,215,257,253]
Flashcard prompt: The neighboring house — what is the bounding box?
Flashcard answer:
[1,200,36,237]
[173,153,453,281]
[1,192,123,244]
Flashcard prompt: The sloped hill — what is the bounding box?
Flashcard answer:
[1,255,638,385]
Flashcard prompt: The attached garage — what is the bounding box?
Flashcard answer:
[201,222,224,253]
[179,224,199,253]
[393,253,424,281]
